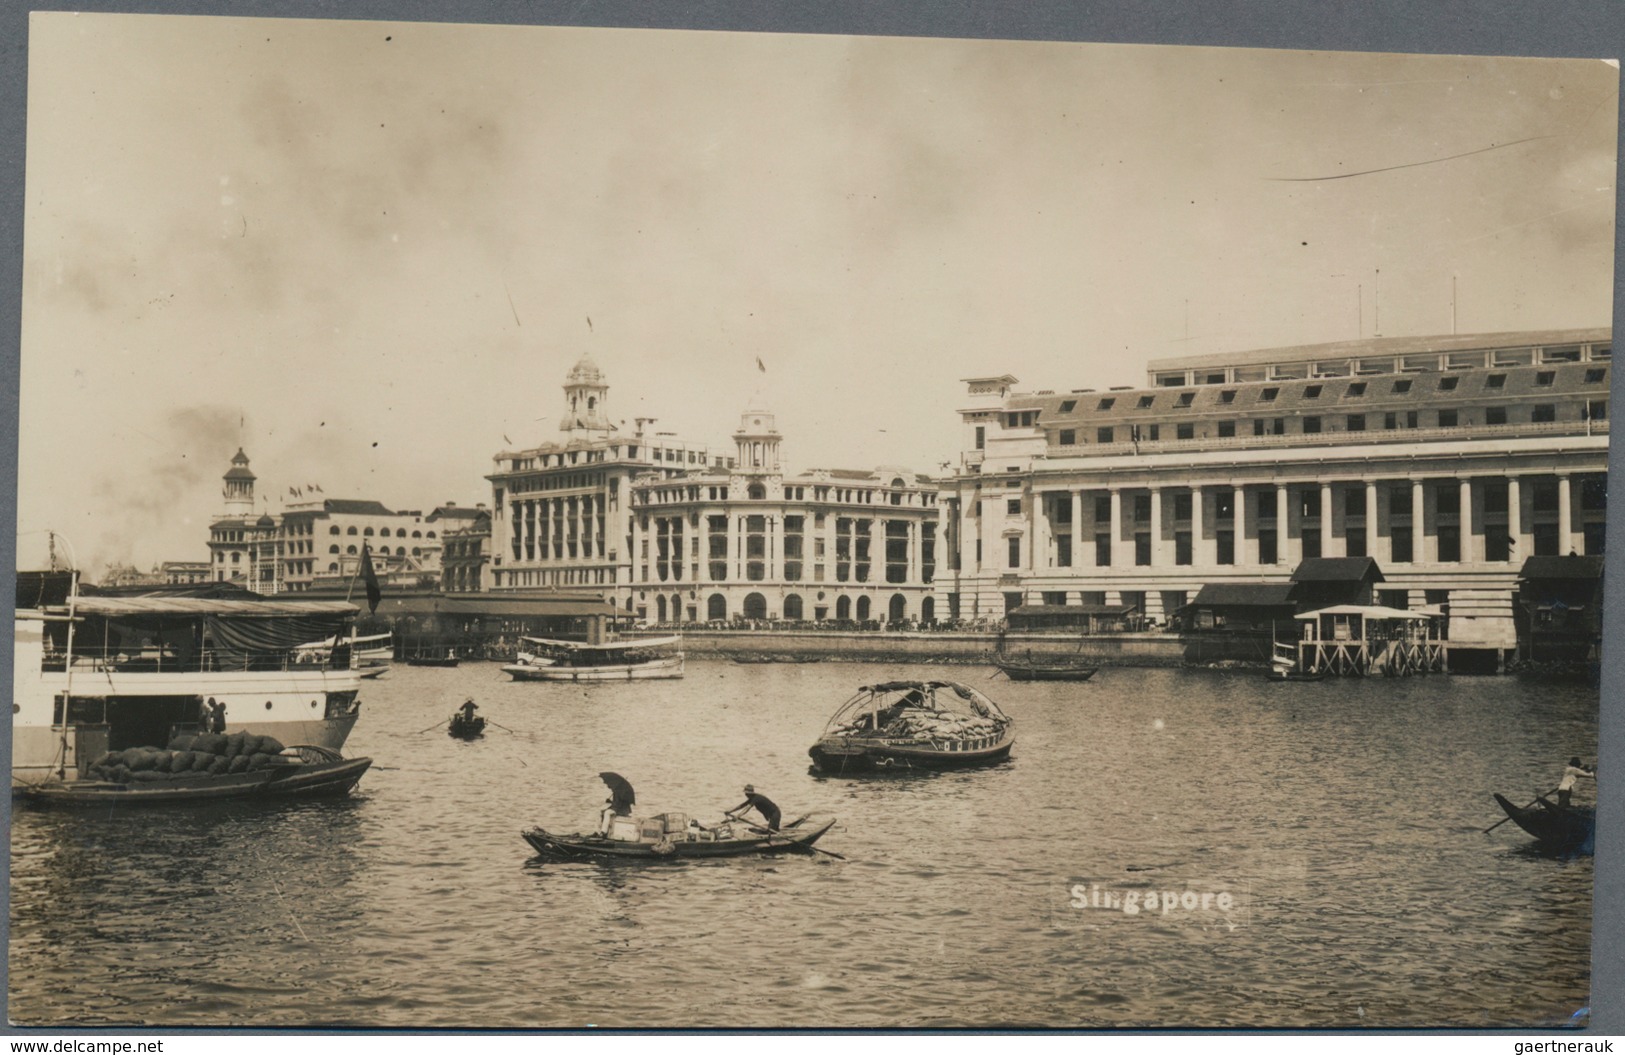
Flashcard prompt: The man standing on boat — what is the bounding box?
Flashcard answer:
[728,785,781,832]
[459,699,479,723]
[1557,757,1595,807]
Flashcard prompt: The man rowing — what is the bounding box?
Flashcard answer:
[1557,757,1596,807]
[728,784,782,832]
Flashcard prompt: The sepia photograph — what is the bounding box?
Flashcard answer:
[5,6,1619,1033]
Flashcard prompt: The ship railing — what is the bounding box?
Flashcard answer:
[45,646,357,674]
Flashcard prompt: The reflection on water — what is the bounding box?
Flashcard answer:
[9,662,1596,1028]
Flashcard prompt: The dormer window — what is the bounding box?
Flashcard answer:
[1585,368,1607,383]
[1393,379,1413,394]
[1439,376,1460,391]
[1346,382,1367,397]
[1485,374,1507,389]
[1219,390,1236,404]
[1304,385,1323,399]
[1260,388,1279,402]
[1535,371,1556,387]
[1137,395,1155,409]
[1059,400,1076,413]
[1098,397,1116,411]
[1176,392,1195,408]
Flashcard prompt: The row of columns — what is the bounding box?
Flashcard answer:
[994,473,1591,571]
[631,510,932,585]
[510,495,605,562]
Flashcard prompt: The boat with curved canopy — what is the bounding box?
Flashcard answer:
[808,680,1014,774]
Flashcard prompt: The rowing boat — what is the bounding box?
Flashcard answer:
[522,815,836,860]
[15,747,372,806]
[1492,793,1594,853]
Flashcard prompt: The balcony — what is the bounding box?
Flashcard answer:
[1046,419,1607,459]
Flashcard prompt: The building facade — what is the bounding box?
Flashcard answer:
[205,450,466,593]
[485,354,732,593]
[627,408,941,625]
[942,328,1610,652]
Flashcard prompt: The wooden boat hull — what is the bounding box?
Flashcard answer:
[15,756,373,806]
[522,816,836,859]
[1265,670,1326,683]
[993,661,1097,682]
[448,716,485,739]
[809,733,1014,774]
[502,655,685,681]
[406,657,460,668]
[1493,794,1595,852]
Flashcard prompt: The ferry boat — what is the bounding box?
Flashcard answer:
[13,575,365,789]
[294,630,393,671]
[500,635,684,682]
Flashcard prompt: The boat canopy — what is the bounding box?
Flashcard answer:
[44,597,358,664]
[825,680,1009,732]
[519,635,682,650]
[64,597,358,618]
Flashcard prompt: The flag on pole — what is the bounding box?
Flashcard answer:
[359,542,381,614]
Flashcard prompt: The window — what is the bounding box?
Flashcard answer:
[1220,390,1236,404]
[1303,416,1321,434]
[1587,400,1608,421]
[975,426,985,450]
[1176,392,1195,408]
[1438,409,1458,427]
[1097,426,1114,444]
[1486,406,1507,426]
[1095,495,1111,522]
[1304,384,1323,399]
[1217,420,1236,438]
[1137,395,1155,409]
[1486,374,1507,389]
[1007,537,1021,568]
[1439,376,1459,391]
[1176,423,1194,440]
[1146,425,1160,441]
[1098,397,1116,411]
[1390,485,1413,516]
[1007,499,1022,515]
[1531,404,1556,423]
[1058,429,1076,445]
[1536,371,1556,386]
[1174,493,1192,520]
[1393,379,1413,393]
[1260,387,1279,401]
[1437,526,1461,563]
[1347,414,1366,432]
[1585,368,1607,383]
[1390,527,1412,563]
[1384,412,1398,430]
[1346,382,1367,397]
[1059,400,1076,412]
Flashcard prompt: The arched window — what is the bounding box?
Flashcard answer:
[671,594,683,622]
[857,596,871,621]
[329,526,340,535]
[329,545,339,554]
[363,527,374,537]
[397,528,408,537]
[743,593,768,620]
[889,594,907,623]
[412,530,422,538]
[656,595,668,622]
[347,545,357,555]
[890,477,906,488]
[836,596,851,620]
[396,547,406,556]
[347,526,358,535]
[427,531,436,539]
[921,597,935,625]
[328,563,338,573]
[707,594,727,620]
[783,594,804,620]
[748,483,766,500]
[412,547,422,556]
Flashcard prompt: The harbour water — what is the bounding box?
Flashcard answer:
[7,661,1597,1029]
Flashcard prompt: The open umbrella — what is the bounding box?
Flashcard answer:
[599,772,635,815]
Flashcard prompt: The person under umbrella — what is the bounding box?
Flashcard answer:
[598,772,636,834]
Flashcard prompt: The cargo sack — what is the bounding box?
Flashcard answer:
[256,736,286,755]
[246,752,273,771]
[208,757,231,775]
[170,751,195,772]
[123,748,160,771]
[167,734,198,751]
[130,770,168,783]
[227,755,252,774]
[191,753,214,772]
[222,733,248,759]
[237,734,263,756]
[191,733,227,756]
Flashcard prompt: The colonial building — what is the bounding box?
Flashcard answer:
[439,507,492,593]
[206,450,466,593]
[484,354,731,592]
[627,408,941,625]
[943,328,1609,654]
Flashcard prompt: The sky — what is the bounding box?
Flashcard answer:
[14,13,1619,574]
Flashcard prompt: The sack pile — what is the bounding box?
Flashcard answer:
[882,708,1002,741]
[87,731,288,784]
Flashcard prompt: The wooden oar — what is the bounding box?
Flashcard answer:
[1485,787,1560,833]
[727,811,846,859]
[413,718,449,734]
[484,719,517,734]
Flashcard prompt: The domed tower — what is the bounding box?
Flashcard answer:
[560,354,614,436]
[733,409,782,475]
[222,448,256,517]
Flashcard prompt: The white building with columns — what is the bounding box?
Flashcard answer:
[628,408,942,625]
[941,328,1609,651]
